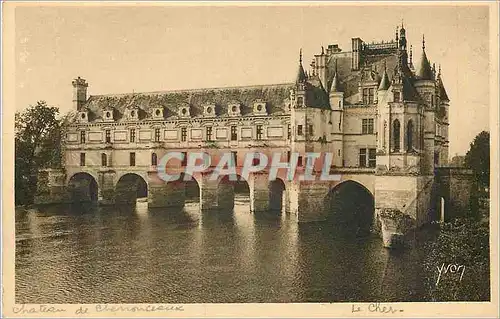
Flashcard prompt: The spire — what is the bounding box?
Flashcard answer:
[416,34,433,80]
[409,44,413,68]
[378,61,391,91]
[329,59,340,93]
[396,26,399,42]
[296,48,307,84]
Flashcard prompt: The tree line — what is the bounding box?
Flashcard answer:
[15,101,73,205]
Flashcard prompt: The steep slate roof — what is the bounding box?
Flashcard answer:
[83,84,294,122]
[437,77,449,101]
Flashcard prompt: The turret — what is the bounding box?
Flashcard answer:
[72,77,88,111]
[294,49,307,108]
[329,60,343,110]
[329,60,343,166]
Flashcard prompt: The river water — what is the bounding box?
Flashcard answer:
[15,196,434,303]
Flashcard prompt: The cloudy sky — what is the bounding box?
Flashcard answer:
[14,4,490,156]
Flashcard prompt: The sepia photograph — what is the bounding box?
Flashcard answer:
[2,2,499,318]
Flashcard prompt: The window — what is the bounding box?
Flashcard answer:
[297,125,303,136]
[80,153,86,166]
[130,129,136,143]
[181,128,187,142]
[407,120,414,151]
[256,125,263,140]
[287,124,291,139]
[206,127,213,141]
[181,152,187,166]
[359,148,367,167]
[368,148,376,168]
[339,117,342,131]
[362,119,374,134]
[368,88,374,104]
[434,152,439,165]
[297,97,304,107]
[287,151,291,162]
[231,151,237,167]
[230,126,237,141]
[394,91,400,102]
[297,156,303,167]
[151,153,157,166]
[308,125,313,135]
[154,128,161,142]
[130,152,136,166]
[105,130,111,143]
[393,119,401,152]
[101,153,107,167]
[80,131,86,144]
[362,88,368,104]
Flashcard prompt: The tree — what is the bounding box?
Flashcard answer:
[15,101,63,205]
[464,131,490,191]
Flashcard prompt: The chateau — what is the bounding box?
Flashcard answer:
[36,25,474,247]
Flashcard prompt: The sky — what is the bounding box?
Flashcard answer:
[14,4,490,156]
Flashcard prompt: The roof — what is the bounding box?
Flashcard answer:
[437,77,449,101]
[378,68,390,91]
[82,83,294,122]
[416,50,433,80]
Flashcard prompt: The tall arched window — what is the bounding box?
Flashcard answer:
[101,153,107,167]
[407,120,414,152]
[393,119,401,152]
[151,153,158,166]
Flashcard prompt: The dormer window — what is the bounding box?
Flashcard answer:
[203,103,216,117]
[127,107,139,121]
[78,111,88,123]
[393,91,401,103]
[103,108,114,122]
[253,100,267,115]
[228,102,241,116]
[296,97,304,107]
[152,107,164,119]
[178,104,191,118]
[362,87,375,104]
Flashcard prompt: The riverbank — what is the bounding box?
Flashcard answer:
[422,200,490,301]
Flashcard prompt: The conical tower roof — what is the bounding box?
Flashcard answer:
[329,60,341,93]
[295,49,307,84]
[437,66,449,101]
[378,62,391,91]
[416,35,433,80]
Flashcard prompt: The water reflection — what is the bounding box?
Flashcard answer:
[15,199,431,303]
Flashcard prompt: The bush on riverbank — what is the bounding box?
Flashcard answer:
[422,215,490,301]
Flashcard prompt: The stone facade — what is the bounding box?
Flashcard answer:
[35,25,476,247]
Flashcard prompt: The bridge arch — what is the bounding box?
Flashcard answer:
[216,174,250,210]
[115,173,148,204]
[68,172,99,202]
[325,180,375,236]
[161,172,201,208]
[269,178,286,213]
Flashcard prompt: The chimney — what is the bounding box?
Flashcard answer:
[351,38,363,70]
[72,77,88,111]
